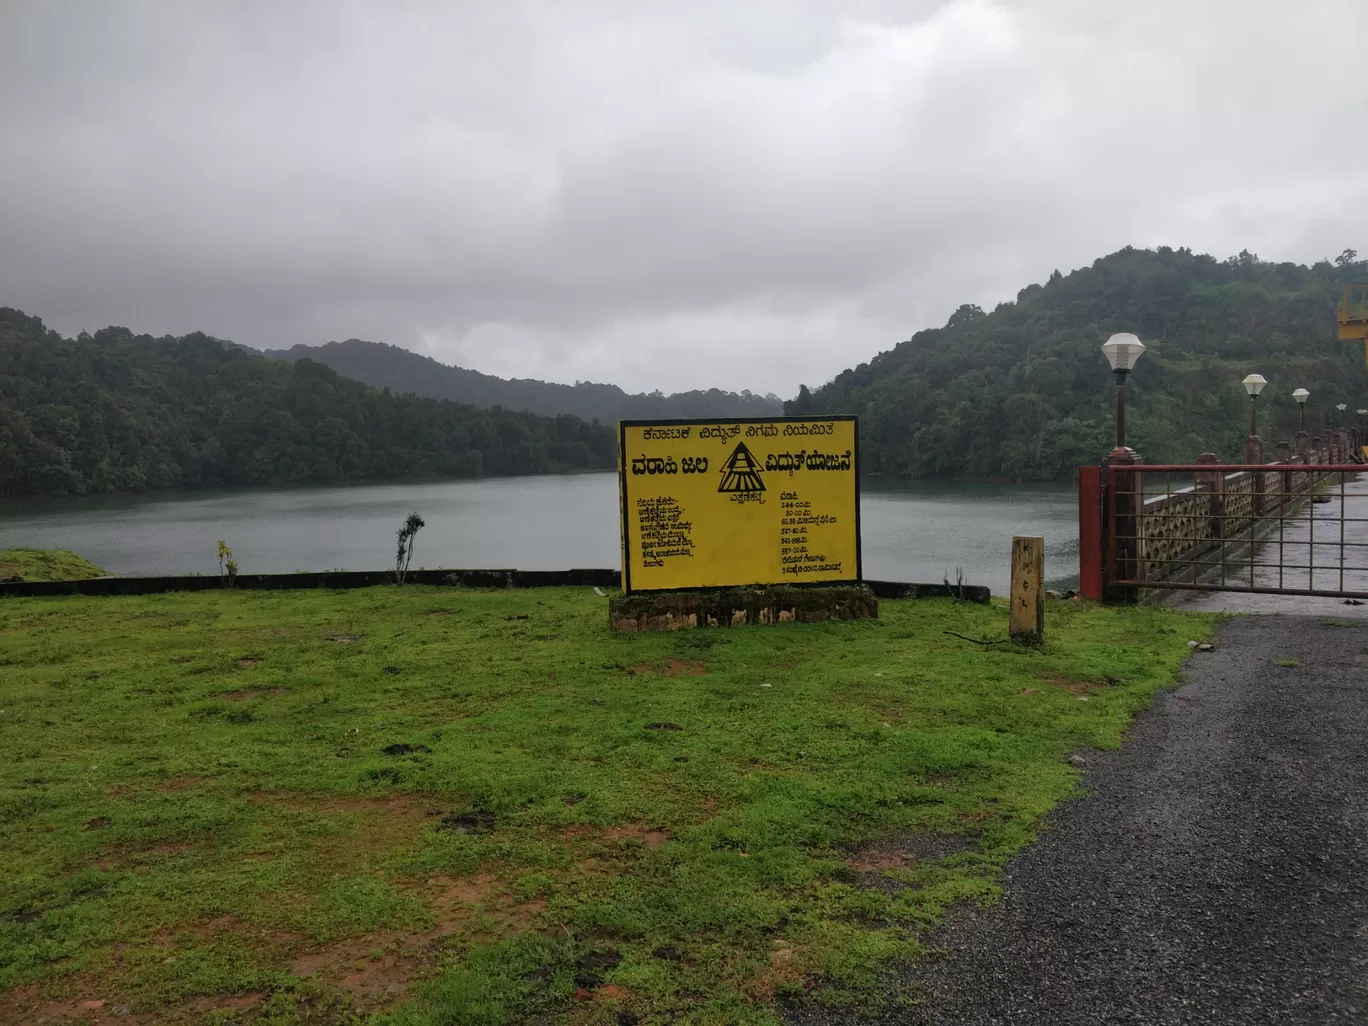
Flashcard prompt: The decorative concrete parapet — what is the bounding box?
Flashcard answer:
[610,584,878,632]
[1131,446,1343,599]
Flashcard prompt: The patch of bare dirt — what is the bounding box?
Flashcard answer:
[428,872,499,908]
[235,657,264,668]
[564,824,670,852]
[326,634,363,644]
[154,775,206,793]
[189,913,240,943]
[1038,673,1119,696]
[420,872,547,932]
[595,983,630,1002]
[246,791,434,819]
[629,658,708,676]
[285,872,546,1008]
[0,985,267,1026]
[245,792,451,870]
[223,685,290,700]
[94,836,197,872]
[151,912,244,950]
[957,809,1002,825]
[200,914,239,936]
[603,826,670,850]
[291,936,421,1005]
[845,831,976,876]
[737,939,812,1003]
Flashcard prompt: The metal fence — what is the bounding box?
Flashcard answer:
[1103,463,1368,599]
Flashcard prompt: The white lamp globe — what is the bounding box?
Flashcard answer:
[1101,333,1145,372]
[1242,374,1267,397]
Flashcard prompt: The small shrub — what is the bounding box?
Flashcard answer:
[395,512,425,585]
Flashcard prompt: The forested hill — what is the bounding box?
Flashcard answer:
[258,338,784,420]
[788,246,1368,480]
[0,309,616,498]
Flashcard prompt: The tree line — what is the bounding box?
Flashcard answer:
[0,309,617,497]
[259,338,784,421]
[788,246,1368,479]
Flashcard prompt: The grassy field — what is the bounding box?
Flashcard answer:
[0,549,106,582]
[0,586,1210,1025]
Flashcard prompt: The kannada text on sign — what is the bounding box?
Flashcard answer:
[617,417,860,592]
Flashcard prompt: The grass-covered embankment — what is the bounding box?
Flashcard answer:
[0,587,1210,1025]
[0,549,105,581]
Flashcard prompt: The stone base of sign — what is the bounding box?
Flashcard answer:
[610,584,877,632]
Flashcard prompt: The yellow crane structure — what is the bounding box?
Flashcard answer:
[1338,284,1368,457]
[1340,284,1368,347]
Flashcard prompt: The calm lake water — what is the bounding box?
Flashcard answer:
[0,474,1078,595]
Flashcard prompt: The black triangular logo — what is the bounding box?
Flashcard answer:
[718,441,766,493]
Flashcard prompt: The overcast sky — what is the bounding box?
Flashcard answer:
[3,1,1366,398]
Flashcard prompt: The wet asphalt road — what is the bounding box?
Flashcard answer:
[793,615,1368,1025]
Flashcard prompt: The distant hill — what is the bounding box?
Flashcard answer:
[256,338,784,421]
[0,309,615,497]
[788,246,1368,480]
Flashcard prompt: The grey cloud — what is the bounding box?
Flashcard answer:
[2,0,1367,396]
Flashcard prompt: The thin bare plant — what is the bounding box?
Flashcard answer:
[395,512,425,585]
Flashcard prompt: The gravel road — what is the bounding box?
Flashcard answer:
[790,614,1368,1025]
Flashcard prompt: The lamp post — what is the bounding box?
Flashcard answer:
[1242,373,1267,464]
[1293,388,1310,456]
[1101,333,1146,456]
[1100,333,1146,604]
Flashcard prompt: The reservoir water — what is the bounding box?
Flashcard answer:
[0,474,1078,595]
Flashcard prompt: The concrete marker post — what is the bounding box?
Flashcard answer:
[1010,536,1045,644]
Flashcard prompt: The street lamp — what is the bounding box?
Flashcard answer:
[1242,373,1267,464]
[1337,402,1348,426]
[1101,333,1146,454]
[1100,333,1146,603]
[1242,374,1266,433]
[1293,388,1311,456]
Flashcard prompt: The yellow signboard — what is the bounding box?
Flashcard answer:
[617,417,861,592]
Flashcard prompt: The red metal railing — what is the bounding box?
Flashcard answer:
[1102,462,1368,599]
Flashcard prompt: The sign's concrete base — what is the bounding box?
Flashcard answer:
[610,584,877,631]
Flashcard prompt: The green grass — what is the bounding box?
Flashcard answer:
[0,549,106,581]
[0,587,1210,1025]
